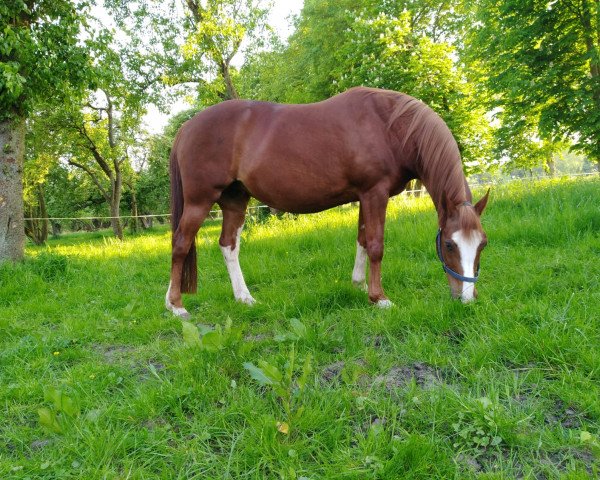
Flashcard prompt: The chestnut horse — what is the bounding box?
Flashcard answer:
[166,87,488,318]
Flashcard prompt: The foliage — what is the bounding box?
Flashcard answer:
[464,0,600,169]
[181,317,243,352]
[105,0,273,107]
[25,22,161,239]
[244,342,313,434]
[29,251,68,281]
[38,387,80,434]
[452,397,505,451]
[0,0,90,121]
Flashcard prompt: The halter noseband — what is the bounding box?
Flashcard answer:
[435,202,480,283]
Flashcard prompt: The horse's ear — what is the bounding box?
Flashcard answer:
[474,189,490,216]
[440,190,455,226]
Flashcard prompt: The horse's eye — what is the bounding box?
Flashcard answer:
[480,240,488,250]
[445,241,454,251]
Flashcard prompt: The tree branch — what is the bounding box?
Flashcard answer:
[74,122,114,180]
[101,89,116,149]
[68,159,111,202]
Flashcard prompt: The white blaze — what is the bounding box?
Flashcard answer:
[451,230,482,303]
[221,226,255,305]
[352,241,368,288]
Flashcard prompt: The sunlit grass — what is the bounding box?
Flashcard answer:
[1,177,599,479]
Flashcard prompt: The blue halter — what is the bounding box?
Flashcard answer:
[436,225,480,284]
[435,202,479,283]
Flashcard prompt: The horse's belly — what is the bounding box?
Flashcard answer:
[240,168,357,214]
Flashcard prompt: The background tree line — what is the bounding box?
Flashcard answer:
[1,0,598,258]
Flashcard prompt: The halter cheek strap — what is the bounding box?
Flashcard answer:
[436,229,480,283]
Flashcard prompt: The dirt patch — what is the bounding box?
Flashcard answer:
[244,333,269,342]
[142,417,169,431]
[30,439,53,451]
[457,447,597,479]
[321,361,346,383]
[360,415,388,433]
[365,335,385,348]
[137,360,167,381]
[148,360,166,372]
[456,453,483,473]
[443,329,465,346]
[321,359,367,384]
[94,344,137,364]
[544,400,591,429]
[373,362,440,390]
[537,448,597,478]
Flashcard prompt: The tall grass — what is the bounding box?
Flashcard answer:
[1,177,598,479]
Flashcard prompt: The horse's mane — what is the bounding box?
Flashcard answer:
[356,89,467,207]
[388,94,466,204]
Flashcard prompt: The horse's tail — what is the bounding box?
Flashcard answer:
[170,138,197,293]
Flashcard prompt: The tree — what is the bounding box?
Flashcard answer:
[464,0,600,171]
[28,24,159,240]
[0,0,89,261]
[105,0,272,107]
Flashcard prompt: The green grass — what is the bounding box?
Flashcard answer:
[1,177,599,479]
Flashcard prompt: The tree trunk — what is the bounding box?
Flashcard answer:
[108,165,124,239]
[0,117,26,262]
[110,176,123,239]
[546,157,556,177]
[51,222,61,237]
[129,183,139,233]
[24,184,48,245]
[220,61,239,100]
[110,201,123,240]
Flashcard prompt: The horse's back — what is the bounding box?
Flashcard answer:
[174,89,410,212]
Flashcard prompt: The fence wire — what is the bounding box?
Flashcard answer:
[24,172,598,234]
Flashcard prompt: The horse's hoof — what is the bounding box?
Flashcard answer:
[174,307,191,319]
[237,294,256,305]
[352,280,368,292]
[166,302,191,319]
[375,299,394,308]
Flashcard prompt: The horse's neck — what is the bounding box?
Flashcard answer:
[418,159,470,222]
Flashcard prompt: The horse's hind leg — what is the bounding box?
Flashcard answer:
[167,202,213,318]
[218,183,255,305]
[352,203,368,291]
[359,189,392,308]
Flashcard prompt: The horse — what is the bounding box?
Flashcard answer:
[166,87,489,318]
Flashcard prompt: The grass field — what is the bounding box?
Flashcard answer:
[1,177,599,479]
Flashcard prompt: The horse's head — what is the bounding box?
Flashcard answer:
[437,190,489,302]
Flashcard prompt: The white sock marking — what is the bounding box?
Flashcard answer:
[165,281,190,318]
[352,242,368,288]
[451,230,482,303]
[221,226,255,305]
[376,299,394,308]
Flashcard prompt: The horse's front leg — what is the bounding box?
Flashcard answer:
[359,189,392,308]
[352,203,368,291]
